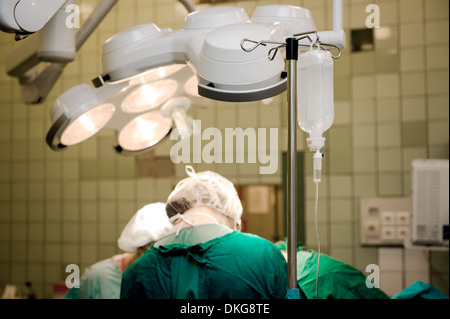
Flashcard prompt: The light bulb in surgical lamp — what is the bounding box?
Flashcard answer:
[121,79,178,113]
[60,103,115,145]
[47,83,120,150]
[118,111,173,151]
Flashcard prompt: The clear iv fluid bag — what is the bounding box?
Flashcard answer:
[298,48,334,151]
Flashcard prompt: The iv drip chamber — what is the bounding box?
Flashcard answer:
[297,48,334,152]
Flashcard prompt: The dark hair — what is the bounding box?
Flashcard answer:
[166,198,191,219]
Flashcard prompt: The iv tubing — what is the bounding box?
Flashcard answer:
[312,150,323,298]
[314,179,321,299]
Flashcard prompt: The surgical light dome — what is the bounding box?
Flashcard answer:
[96,5,322,102]
[47,84,117,149]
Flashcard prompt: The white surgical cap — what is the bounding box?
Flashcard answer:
[117,202,173,252]
[167,165,243,227]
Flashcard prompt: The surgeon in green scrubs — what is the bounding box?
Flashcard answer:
[65,202,172,299]
[275,241,390,299]
[120,166,288,299]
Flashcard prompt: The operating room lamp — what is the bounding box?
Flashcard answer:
[93,2,345,295]
[46,64,202,155]
[94,4,345,101]
[0,0,202,154]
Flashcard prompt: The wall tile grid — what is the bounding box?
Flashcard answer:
[0,0,448,298]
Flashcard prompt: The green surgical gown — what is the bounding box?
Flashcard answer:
[296,250,390,299]
[65,256,123,299]
[392,281,449,299]
[274,241,390,299]
[120,224,288,299]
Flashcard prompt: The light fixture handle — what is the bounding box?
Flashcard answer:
[114,129,173,156]
[45,113,70,151]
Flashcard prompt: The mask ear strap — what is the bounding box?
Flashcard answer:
[185,165,196,177]
[184,211,220,225]
[170,213,195,237]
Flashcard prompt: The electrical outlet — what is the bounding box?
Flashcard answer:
[381,226,396,240]
[365,221,380,236]
[396,211,410,225]
[381,211,395,225]
[396,226,410,240]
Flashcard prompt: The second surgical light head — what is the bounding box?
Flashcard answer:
[96,5,320,102]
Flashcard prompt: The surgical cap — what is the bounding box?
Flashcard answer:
[167,165,243,226]
[118,202,173,252]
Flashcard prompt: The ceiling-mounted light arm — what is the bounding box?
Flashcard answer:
[6,1,76,79]
[20,63,66,104]
[314,0,346,48]
[4,0,119,104]
[0,0,69,35]
[6,0,77,104]
[75,0,119,50]
[177,0,196,13]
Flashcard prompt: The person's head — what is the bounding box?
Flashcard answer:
[166,165,243,230]
[274,241,288,261]
[117,202,173,256]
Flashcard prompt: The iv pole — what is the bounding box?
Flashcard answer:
[286,37,299,294]
[241,34,341,297]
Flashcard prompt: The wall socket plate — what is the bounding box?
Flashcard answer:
[360,197,412,246]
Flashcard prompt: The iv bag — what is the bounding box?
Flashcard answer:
[297,48,334,151]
